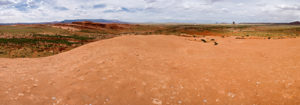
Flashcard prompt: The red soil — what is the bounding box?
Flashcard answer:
[0,35,300,105]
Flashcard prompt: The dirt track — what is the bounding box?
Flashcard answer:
[0,35,300,105]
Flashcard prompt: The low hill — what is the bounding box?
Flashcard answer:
[0,35,300,105]
[54,21,134,31]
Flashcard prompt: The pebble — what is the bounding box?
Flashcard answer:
[256,82,261,85]
[105,98,110,102]
[178,100,182,104]
[152,98,162,105]
[18,93,24,97]
[228,92,236,98]
[170,96,175,99]
[203,99,207,103]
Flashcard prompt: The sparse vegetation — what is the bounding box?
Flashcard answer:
[0,33,95,58]
[0,23,299,58]
[214,42,218,45]
[201,39,207,43]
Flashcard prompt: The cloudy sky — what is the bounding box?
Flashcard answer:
[0,0,299,23]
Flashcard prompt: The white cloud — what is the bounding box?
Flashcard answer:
[0,0,299,23]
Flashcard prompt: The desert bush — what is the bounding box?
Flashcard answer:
[201,39,207,43]
[214,42,218,45]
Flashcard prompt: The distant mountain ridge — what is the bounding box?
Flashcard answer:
[240,21,300,25]
[0,19,126,25]
[289,21,300,25]
[60,19,125,23]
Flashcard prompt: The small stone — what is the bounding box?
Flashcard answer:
[228,92,236,98]
[256,82,261,85]
[203,99,207,103]
[170,96,175,99]
[33,84,38,87]
[216,98,220,102]
[52,97,56,100]
[179,85,184,89]
[18,93,24,97]
[178,100,182,104]
[152,98,162,105]
[105,98,110,102]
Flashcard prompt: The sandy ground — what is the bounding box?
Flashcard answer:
[0,35,300,105]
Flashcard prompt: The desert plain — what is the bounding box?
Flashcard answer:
[0,22,300,105]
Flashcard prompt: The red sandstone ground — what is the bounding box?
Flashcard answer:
[0,35,299,105]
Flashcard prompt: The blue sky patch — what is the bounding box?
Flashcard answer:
[54,6,69,11]
[0,1,13,6]
[93,4,106,9]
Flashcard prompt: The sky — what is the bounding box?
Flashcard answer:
[0,0,300,23]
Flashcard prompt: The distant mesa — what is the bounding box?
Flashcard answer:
[289,21,300,25]
[71,21,107,28]
[60,19,126,24]
[239,21,300,25]
[0,19,127,25]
